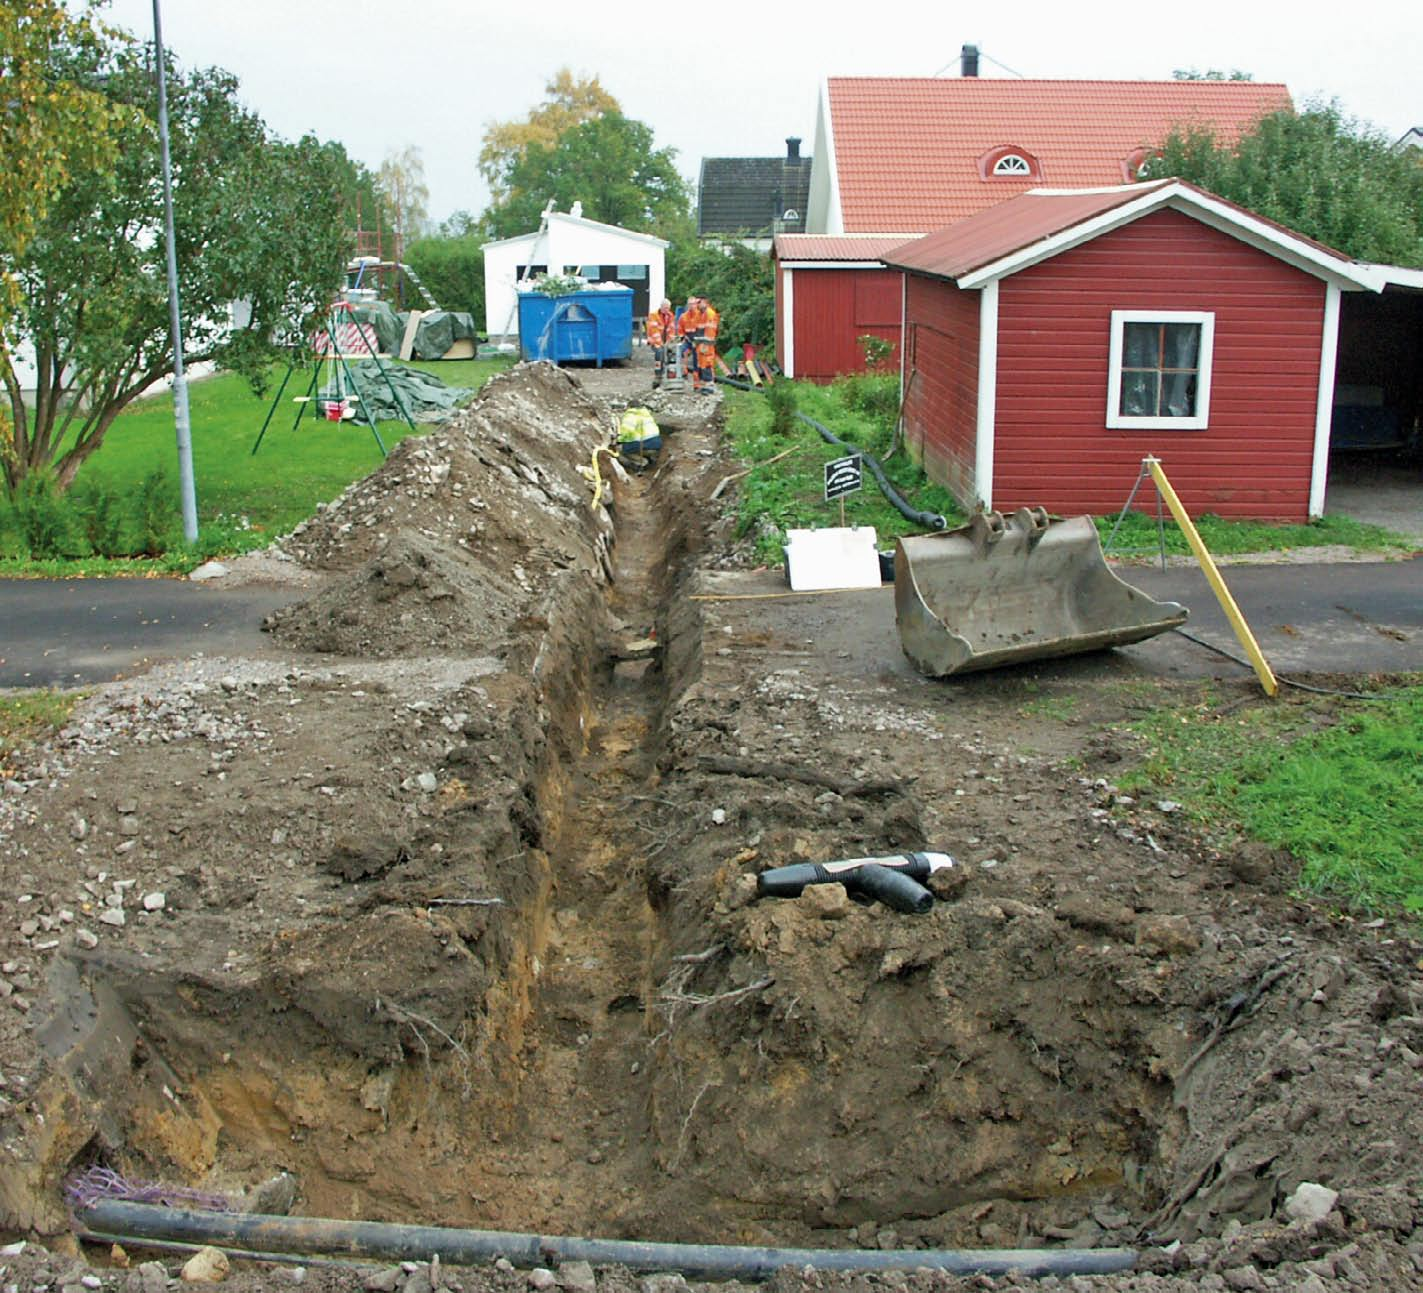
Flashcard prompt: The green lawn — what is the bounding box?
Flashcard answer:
[1116,682,1423,916]
[722,382,965,565]
[1098,508,1413,559]
[0,357,509,574]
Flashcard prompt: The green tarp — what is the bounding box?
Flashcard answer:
[319,362,473,426]
[346,301,405,357]
[405,310,478,360]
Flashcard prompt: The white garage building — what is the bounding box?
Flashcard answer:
[483,204,669,341]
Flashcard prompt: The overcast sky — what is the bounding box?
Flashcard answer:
[97,0,1421,226]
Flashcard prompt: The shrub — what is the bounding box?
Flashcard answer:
[129,468,178,556]
[9,472,86,558]
[833,373,899,430]
[766,380,797,438]
[858,334,894,371]
[68,476,128,556]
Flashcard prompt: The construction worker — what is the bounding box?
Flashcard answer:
[695,297,720,395]
[646,299,676,386]
[677,296,703,390]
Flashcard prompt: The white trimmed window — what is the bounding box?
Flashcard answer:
[992,153,1031,176]
[1107,310,1215,430]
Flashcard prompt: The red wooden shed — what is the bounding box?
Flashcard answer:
[882,179,1400,522]
[772,236,907,381]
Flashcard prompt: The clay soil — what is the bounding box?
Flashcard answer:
[1,358,1420,1293]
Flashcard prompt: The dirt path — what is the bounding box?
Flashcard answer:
[0,360,1420,1292]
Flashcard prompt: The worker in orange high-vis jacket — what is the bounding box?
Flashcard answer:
[646,299,676,386]
[695,297,720,395]
[678,296,705,389]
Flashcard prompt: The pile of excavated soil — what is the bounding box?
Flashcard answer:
[265,362,616,658]
[1,356,1421,1292]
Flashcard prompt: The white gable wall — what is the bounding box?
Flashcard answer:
[483,213,667,339]
[806,87,841,235]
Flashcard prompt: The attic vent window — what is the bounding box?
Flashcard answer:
[979,147,1041,180]
[782,208,800,221]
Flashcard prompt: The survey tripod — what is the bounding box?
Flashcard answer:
[250,300,416,458]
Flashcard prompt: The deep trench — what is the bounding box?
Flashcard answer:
[35,410,1197,1257]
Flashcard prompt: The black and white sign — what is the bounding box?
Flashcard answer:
[823,454,863,502]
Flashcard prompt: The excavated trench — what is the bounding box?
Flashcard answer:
[20,365,1419,1277]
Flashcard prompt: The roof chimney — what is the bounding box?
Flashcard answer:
[786,136,802,162]
[961,43,980,77]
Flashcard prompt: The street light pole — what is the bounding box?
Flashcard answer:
[152,0,198,544]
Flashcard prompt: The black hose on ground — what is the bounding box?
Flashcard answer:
[77,1201,1139,1282]
[718,376,947,531]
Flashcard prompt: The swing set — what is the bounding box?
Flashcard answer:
[250,297,416,458]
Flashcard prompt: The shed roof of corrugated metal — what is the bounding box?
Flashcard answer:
[881,179,1377,289]
[827,78,1292,232]
[773,234,916,262]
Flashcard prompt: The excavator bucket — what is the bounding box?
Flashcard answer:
[895,508,1188,677]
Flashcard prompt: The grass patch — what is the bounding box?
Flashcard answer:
[722,378,965,564]
[722,377,1415,566]
[1098,509,1414,558]
[1117,681,1423,915]
[0,690,80,777]
[0,357,510,576]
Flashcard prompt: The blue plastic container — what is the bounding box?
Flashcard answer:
[517,287,634,366]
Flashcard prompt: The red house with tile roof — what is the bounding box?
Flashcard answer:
[776,75,1291,380]
[881,179,1421,522]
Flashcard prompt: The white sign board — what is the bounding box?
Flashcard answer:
[784,526,882,592]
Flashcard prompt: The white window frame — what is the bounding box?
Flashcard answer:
[1107,309,1215,430]
[992,153,1032,176]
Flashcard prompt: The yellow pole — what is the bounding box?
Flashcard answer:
[1143,457,1278,696]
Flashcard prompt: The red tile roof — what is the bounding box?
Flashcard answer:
[773,234,914,262]
[827,78,1292,232]
[881,179,1364,285]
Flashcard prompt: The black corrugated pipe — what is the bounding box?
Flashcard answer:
[76,1201,1138,1282]
[718,376,947,531]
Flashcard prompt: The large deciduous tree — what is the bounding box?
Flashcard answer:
[0,0,129,464]
[0,32,356,492]
[482,112,690,240]
[478,69,619,203]
[1155,102,1423,266]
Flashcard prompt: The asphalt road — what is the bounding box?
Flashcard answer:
[0,579,298,687]
[1122,557,1423,680]
[0,557,1418,690]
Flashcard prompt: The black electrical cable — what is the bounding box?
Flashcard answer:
[1171,627,1406,701]
[75,1201,1139,1282]
[718,375,947,531]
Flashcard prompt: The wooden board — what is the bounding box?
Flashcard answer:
[398,310,424,362]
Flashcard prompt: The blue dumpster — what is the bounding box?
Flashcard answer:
[517,287,634,366]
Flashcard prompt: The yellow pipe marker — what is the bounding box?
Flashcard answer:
[1143,457,1278,696]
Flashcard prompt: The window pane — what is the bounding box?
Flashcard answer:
[1161,372,1197,417]
[1162,323,1200,369]
[1120,371,1158,417]
[1123,323,1159,368]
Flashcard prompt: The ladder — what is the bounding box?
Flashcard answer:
[396,262,439,310]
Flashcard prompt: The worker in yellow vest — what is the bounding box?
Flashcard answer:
[646,299,676,386]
